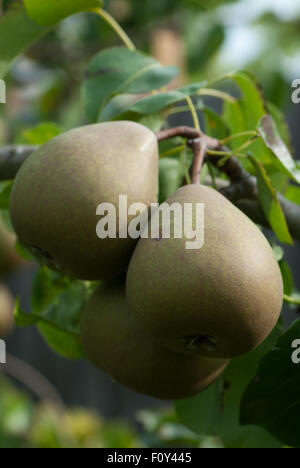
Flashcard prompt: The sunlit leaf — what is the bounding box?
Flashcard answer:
[248,155,293,245]
[82,47,178,121]
[24,0,102,27]
[258,115,300,184]
[0,5,45,78]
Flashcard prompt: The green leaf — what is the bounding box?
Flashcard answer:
[137,114,164,133]
[267,101,293,151]
[159,158,185,203]
[98,94,141,122]
[0,1,104,79]
[31,268,71,314]
[82,47,178,121]
[0,181,13,210]
[240,320,300,448]
[175,378,223,436]
[258,115,300,184]
[0,209,13,232]
[14,241,36,262]
[38,322,84,360]
[248,155,293,245]
[15,268,87,359]
[130,82,206,115]
[32,274,84,336]
[222,100,246,150]
[229,72,266,131]
[0,5,45,79]
[226,72,273,165]
[176,328,283,448]
[131,91,185,115]
[279,261,293,296]
[14,299,37,327]
[19,122,63,145]
[284,185,300,205]
[266,166,289,194]
[202,107,229,140]
[217,327,283,448]
[179,82,207,95]
[24,0,102,27]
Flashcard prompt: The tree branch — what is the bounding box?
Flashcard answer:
[157,126,300,242]
[156,126,201,142]
[1,130,300,242]
[233,195,300,242]
[3,353,65,410]
[210,173,300,242]
[0,145,38,181]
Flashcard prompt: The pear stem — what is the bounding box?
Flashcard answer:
[2,129,300,241]
[157,126,220,185]
[189,138,207,185]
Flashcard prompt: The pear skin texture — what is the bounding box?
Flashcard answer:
[126,184,283,359]
[9,121,158,280]
[80,281,228,400]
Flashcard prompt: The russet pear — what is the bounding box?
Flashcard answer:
[126,184,283,359]
[80,280,228,400]
[10,121,158,280]
[0,217,23,275]
[0,284,14,338]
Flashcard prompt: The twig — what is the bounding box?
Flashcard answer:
[233,195,300,242]
[156,126,201,142]
[1,127,300,242]
[220,131,258,145]
[189,138,207,185]
[1,353,65,411]
[214,147,251,184]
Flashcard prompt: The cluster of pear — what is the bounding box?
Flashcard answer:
[9,121,283,400]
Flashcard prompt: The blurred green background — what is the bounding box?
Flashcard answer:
[0,0,300,448]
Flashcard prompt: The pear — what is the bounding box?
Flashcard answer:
[9,121,158,280]
[126,184,283,359]
[0,216,23,276]
[0,284,14,338]
[80,280,228,400]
